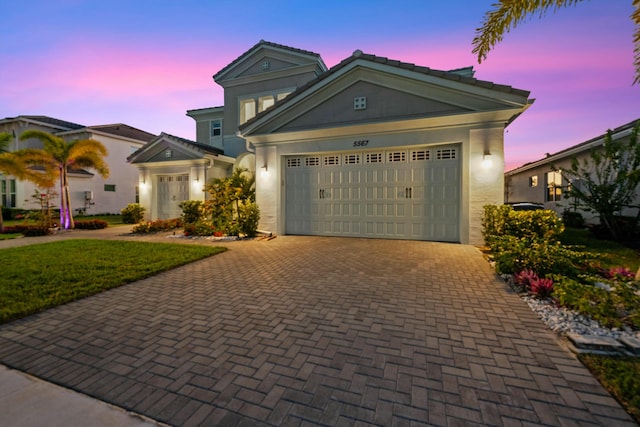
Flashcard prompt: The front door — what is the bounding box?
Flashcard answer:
[157,174,189,219]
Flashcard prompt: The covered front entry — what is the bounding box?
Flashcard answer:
[285,144,460,242]
[157,174,189,219]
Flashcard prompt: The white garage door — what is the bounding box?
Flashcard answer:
[157,174,190,219]
[285,144,460,241]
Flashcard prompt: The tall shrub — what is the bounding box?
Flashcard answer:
[179,200,204,225]
[202,168,260,237]
[482,204,584,278]
[482,204,564,244]
[121,203,145,224]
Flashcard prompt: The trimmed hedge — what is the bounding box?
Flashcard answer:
[1,224,50,236]
[74,219,108,230]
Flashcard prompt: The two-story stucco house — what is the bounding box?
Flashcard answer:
[505,118,640,221]
[130,40,533,245]
[0,115,155,216]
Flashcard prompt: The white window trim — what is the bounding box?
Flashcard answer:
[238,87,296,125]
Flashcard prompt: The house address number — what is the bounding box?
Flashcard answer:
[353,140,369,147]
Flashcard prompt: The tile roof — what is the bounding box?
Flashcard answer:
[3,115,85,130]
[506,118,640,174]
[239,50,531,132]
[88,124,156,142]
[158,132,224,156]
[323,50,530,97]
[128,132,224,162]
[213,40,326,81]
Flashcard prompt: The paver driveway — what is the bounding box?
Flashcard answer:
[0,236,635,426]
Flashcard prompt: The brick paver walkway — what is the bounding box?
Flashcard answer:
[0,235,635,426]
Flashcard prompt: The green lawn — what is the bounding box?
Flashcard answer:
[0,239,226,324]
[559,227,639,271]
[0,233,21,240]
[559,227,640,423]
[580,354,640,424]
[3,214,125,228]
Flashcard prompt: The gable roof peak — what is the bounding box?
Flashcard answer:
[213,40,326,82]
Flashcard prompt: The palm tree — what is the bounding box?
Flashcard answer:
[472,0,640,84]
[0,132,51,232]
[17,130,109,229]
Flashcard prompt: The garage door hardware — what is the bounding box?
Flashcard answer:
[319,189,331,199]
[404,187,413,199]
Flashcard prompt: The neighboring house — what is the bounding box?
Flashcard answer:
[133,40,532,245]
[505,118,640,220]
[0,115,155,215]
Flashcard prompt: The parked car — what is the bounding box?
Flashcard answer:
[509,202,545,211]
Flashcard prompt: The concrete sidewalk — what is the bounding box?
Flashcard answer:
[0,365,162,427]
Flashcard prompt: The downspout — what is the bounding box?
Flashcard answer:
[238,130,255,154]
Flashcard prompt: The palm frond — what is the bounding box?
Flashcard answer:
[68,139,108,159]
[0,152,56,188]
[633,0,640,84]
[0,153,25,178]
[0,132,11,152]
[472,0,585,62]
[73,152,110,178]
[473,0,639,84]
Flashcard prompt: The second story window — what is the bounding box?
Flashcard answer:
[211,120,222,137]
[546,171,562,201]
[210,119,223,149]
[258,95,275,112]
[239,89,293,125]
[240,99,256,124]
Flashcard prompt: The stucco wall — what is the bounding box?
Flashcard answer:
[77,133,143,215]
[280,80,464,132]
[254,124,506,245]
[468,127,505,245]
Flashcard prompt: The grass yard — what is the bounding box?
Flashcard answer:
[559,227,639,271]
[579,354,640,424]
[0,233,21,240]
[0,239,226,324]
[558,227,640,423]
[3,214,125,228]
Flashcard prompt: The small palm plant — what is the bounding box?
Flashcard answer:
[17,130,109,229]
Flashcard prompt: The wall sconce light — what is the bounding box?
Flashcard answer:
[260,163,269,177]
[141,177,146,185]
[482,150,493,169]
[194,175,199,182]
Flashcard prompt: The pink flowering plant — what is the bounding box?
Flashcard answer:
[513,270,554,299]
[513,269,538,292]
[604,267,636,282]
[530,277,554,298]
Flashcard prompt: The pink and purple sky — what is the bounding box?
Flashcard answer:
[1,0,638,170]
